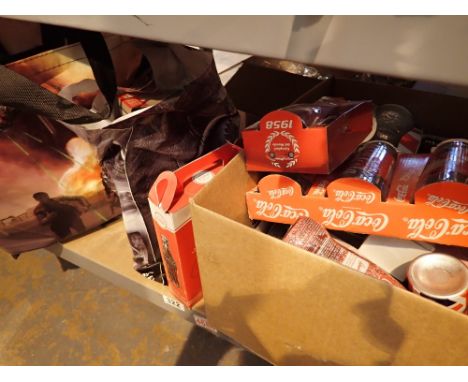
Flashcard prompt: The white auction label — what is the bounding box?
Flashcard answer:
[163,295,186,312]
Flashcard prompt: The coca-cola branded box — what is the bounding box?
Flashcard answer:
[246,151,467,247]
[244,78,468,247]
[148,143,241,307]
[241,98,374,174]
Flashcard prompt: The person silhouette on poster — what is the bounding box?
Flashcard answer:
[33,192,90,238]
[161,235,180,288]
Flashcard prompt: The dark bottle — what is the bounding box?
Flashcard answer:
[373,104,414,146]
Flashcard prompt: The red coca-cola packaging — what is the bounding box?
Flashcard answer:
[283,217,404,288]
[241,97,374,174]
[398,128,422,154]
[247,143,468,247]
[148,143,241,307]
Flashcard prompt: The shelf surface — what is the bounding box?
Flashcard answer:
[7,15,468,87]
[37,220,206,320]
[34,219,265,360]
[35,220,260,354]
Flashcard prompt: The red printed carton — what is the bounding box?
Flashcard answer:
[149,144,241,307]
[246,153,468,247]
[241,98,374,174]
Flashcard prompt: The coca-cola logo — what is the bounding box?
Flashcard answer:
[425,194,468,214]
[320,208,388,232]
[334,190,376,204]
[394,184,409,201]
[255,200,309,220]
[405,217,468,240]
[267,186,295,200]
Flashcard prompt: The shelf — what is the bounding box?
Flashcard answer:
[5,15,468,365]
[37,220,206,322]
[37,219,257,353]
[7,15,468,87]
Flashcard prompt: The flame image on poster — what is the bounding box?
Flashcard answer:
[59,137,104,197]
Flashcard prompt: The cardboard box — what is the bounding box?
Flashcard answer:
[241,100,373,173]
[191,152,468,365]
[189,69,468,366]
[148,144,241,307]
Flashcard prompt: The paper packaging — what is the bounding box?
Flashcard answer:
[241,97,374,174]
[283,217,404,288]
[398,128,422,154]
[191,152,468,366]
[246,151,468,247]
[242,79,467,248]
[358,236,434,282]
[356,235,465,284]
[148,143,241,307]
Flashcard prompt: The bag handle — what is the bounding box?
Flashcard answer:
[0,65,106,124]
[0,30,118,124]
[72,29,118,117]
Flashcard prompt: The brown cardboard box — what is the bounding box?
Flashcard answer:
[191,152,468,365]
[190,78,468,365]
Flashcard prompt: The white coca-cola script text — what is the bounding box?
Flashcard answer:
[334,190,376,204]
[255,200,309,220]
[267,186,295,200]
[425,194,467,214]
[406,217,468,240]
[321,208,388,232]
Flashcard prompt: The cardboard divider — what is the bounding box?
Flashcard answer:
[246,151,468,247]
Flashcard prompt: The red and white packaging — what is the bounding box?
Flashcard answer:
[247,151,468,247]
[118,93,160,114]
[398,128,423,154]
[283,217,404,288]
[148,143,241,307]
[241,98,374,174]
[386,154,429,203]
